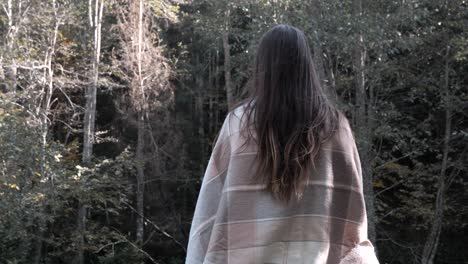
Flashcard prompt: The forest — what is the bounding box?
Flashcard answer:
[0,0,467,263]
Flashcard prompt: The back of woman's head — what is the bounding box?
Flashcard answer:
[238,24,343,205]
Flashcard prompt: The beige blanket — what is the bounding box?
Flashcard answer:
[186,105,380,264]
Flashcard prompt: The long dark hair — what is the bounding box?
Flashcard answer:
[234,24,344,205]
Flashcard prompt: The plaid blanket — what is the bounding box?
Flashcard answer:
[186,106,380,264]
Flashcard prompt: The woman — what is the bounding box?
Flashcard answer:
[186,24,379,264]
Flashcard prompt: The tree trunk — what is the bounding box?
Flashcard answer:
[82,0,103,163]
[309,0,336,103]
[222,12,233,110]
[196,92,205,176]
[194,54,205,176]
[352,0,377,246]
[116,0,171,247]
[215,50,220,127]
[135,0,145,245]
[136,111,145,245]
[313,43,327,94]
[34,4,60,261]
[77,1,104,263]
[421,45,451,264]
[324,48,337,94]
[76,204,87,264]
[208,53,214,135]
[5,0,17,93]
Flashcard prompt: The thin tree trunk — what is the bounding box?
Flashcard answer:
[352,0,377,246]
[135,0,145,245]
[209,53,214,135]
[76,205,87,264]
[222,11,233,110]
[83,0,103,163]
[197,92,205,176]
[78,1,104,263]
[421,45,451,264]
[5,0,17,93]
[325,48,337,94]
[309,0,336,103]
[215,50,220,126]
[136,111,145,245]
[312,43,327,93]
[34,4,60,262]
[116,0,171,246]
[193,53,205,176]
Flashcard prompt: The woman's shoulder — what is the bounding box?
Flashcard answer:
[215,102,250,144]
[336,112,356,141]
[325,111,358,154]
[228,101,257,135]
[230,101,251,118]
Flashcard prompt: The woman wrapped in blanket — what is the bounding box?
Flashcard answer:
[186,24,380,264]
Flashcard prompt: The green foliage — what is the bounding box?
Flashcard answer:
[0,98,139,263]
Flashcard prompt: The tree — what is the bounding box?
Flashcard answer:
[349,0,378,245]
[82,0,104,164]
[114,0,173,245]
[77,0,104,263]
[421,2,468,263]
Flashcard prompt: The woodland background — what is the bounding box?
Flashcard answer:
[0,0,467,263]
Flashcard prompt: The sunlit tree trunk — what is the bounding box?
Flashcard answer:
[116,0,171,246]
[135,0,145,245]
[82,0,103,163]
[4,0,18,93]
[78,0,104,263]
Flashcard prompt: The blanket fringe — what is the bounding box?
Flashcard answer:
[339,241,380,264]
